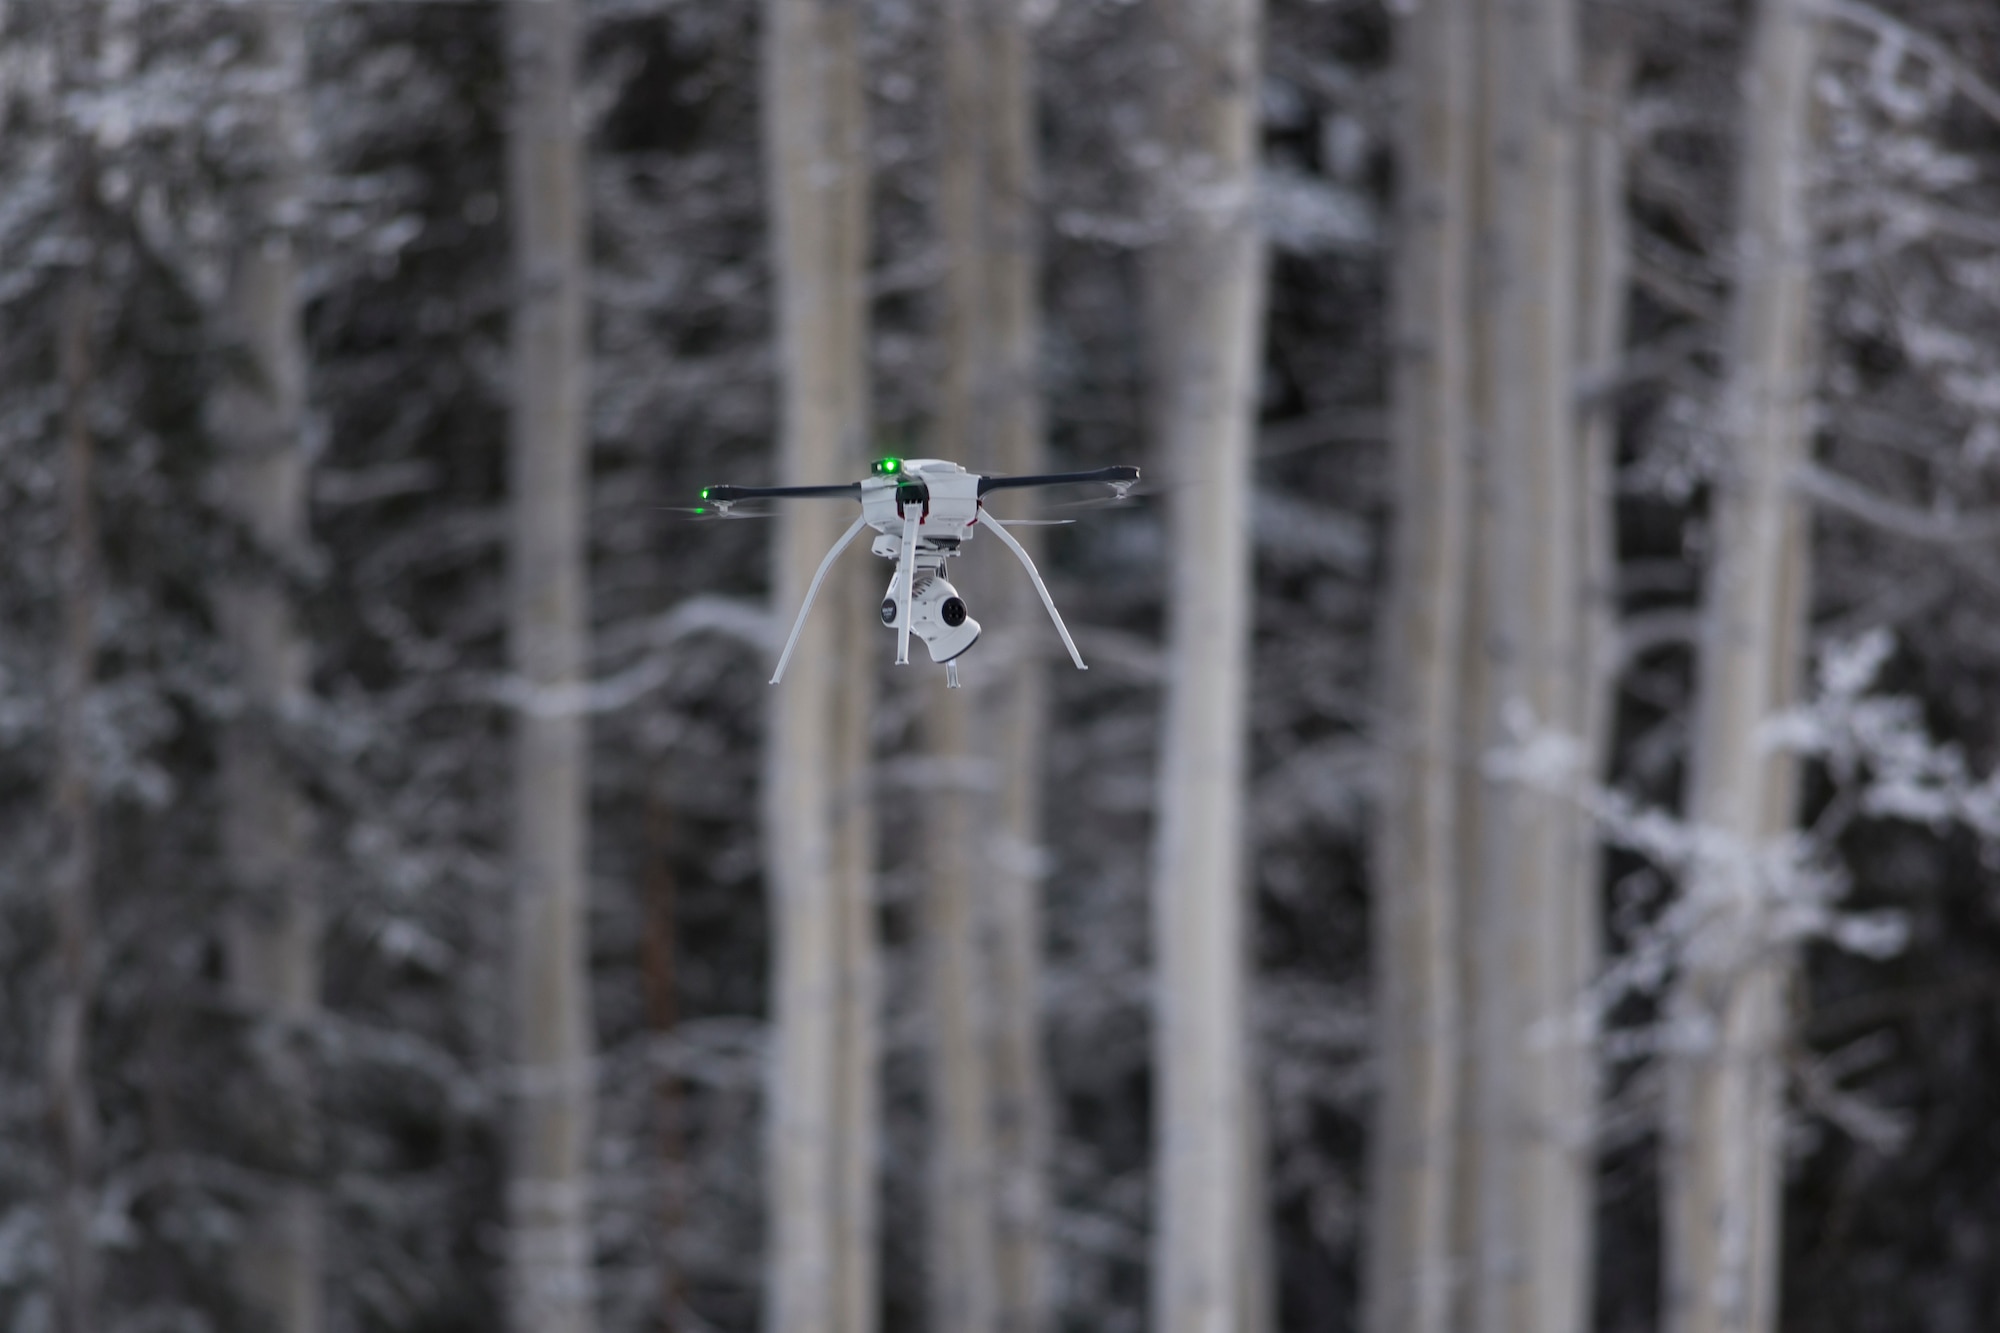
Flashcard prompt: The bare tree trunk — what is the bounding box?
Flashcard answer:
[1572,28,1634,1123]
[1365,1,1474,1328]
[641,791,685,1329]
[1576,25,1634,804]
[1370,0,1600,1328]
[1143,1,1266,1330]
[968,11,1052,1329]
[211,8,321,1331]
[761,2,878,1331]
[1464,1,1589,1329]
[828,593,880,1333]
[924,4,1053,1330]
[922,695,998,1333]
[504,1,597,1328]
[1565,43,1633,1333]
[1664,5,1823,1332]
[50,95,101,1333]
[926,10,996,1325]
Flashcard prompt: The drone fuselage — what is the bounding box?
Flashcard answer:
[861,460,985,665]
[858,458,980,541]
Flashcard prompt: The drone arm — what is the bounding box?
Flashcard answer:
[769,513,871,686]
[895,506,920,665]
[704,482,863,504]
[976,465,1139,497]
[975,508,1088,671]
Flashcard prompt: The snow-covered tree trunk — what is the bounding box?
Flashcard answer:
[503,1,597,1328]
[1365,0,1474,1328]
[1143,0,1266,1329]
[49,42,101,1326]
[761,2,878,1331]
[1664,4,1824,1332]
[211,8,321,1330]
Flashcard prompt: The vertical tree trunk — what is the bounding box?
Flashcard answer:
[1469,0,1590,1329]
[761,2,878,1331]
[641,790,684,1329]
[50,85,101,1333]
[504,1,596,1329]
[977,11,1054,1309]
[1143,1,1266,1330]
[1576,28,1634,824]
[1664,5,1823,1332]
[211,8,321,1331]
[1463,2,1591,1329]
[1572,30,1634,1113]
[828,591,881,1333]
[921,694,997,1333]
[1365,1,1474,1329]
[1369,0,1600,1329]
[924,3,1052,1330]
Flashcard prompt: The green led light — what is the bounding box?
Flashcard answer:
[699,487,711,500]
[693,506,707,515]
[873,457,901,476]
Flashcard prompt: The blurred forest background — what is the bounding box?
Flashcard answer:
[3,0,2000,1331]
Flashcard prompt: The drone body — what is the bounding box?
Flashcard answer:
[861,458,987,670]
[694,456,1139,685]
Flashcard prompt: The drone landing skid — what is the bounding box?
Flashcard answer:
[975,509,1087,672]
[768,513,870,686]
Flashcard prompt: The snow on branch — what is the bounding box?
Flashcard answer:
[1766,628,2000,838]
[1482,670,1920,1040]
[1487,628,2000,1038]
[496,595,772,719]
[1809,0,2000,128]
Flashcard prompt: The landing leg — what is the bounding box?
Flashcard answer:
[895,507,920,665]
[770,513,871,685]
[975,508,1088,671]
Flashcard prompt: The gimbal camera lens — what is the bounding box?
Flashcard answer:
[941,597,967,628]
[881,598,898,625]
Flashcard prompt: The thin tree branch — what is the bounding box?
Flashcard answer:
[1795,462,2000,544]
[1808,0,2000,127]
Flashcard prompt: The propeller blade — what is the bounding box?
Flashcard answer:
[1053,493,1141,512]
[654,505,776,521]
[1051,479,1163,511]
[993,518,1077,527]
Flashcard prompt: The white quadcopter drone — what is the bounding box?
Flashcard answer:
[692,456,1139,687]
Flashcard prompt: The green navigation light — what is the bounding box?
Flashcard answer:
[699,487,711,500]
[873,457,902,476]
